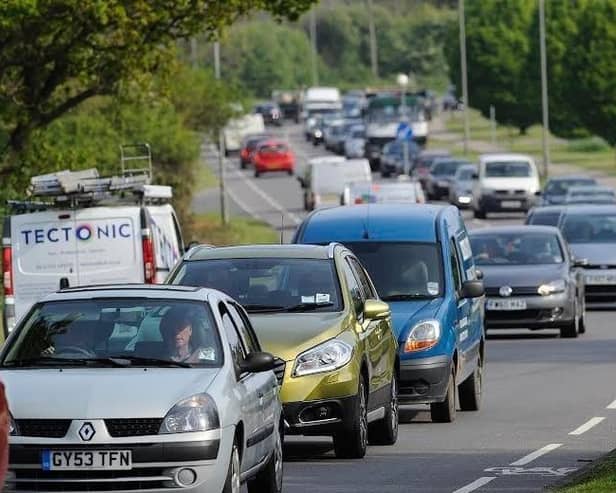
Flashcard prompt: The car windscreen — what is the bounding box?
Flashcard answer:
[432,161,465,176]
[351,129,365,139]
[456,168,476,181]
[562,213,616,243]
[259,144,287,154]
[2,299,222,368]
[470,233,564,265]
[527,211,561,226]
[313,164,346,192]
[484,161,532,177]
[342,242,443,300]
[170,258,342,313]
[545,178,596,195]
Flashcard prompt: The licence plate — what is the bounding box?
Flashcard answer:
[486,298,527,311]
[501,200,522,208]
[42,450,132,471]
[585,274,616,285]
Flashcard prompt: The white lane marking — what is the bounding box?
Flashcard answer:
[452,476,496,493]
[607,400,616,409]
[509,443,563,466]
[569,417,606,436]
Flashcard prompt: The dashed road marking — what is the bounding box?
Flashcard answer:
[569,417,605,436]
[452,476,496,493]
[509,443,563,466]
[607,400,616,409]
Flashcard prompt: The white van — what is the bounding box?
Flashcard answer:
[299,157,372,210]
[472,153,540,218]
[223,113,266,155]
[2,169,184,335]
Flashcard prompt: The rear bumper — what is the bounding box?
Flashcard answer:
[398,355,451,404]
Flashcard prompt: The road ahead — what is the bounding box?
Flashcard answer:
[201,123,616,493]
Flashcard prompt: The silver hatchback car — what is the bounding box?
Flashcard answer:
[1,285,283,493]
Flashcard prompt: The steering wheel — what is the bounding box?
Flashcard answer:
[55,346,97,358]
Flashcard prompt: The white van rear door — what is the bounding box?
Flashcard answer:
[11,210,79,323]
[147,204,183,283]
[73,207,142,286]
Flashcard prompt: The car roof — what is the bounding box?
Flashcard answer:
[469,225,562,236]
[419,149,450,157]
[533,204,616,215]
[547,175,596,182]
[40,284,211,303]
[185,244,336,261]
[479,153,533,162]
[299,204,450,243]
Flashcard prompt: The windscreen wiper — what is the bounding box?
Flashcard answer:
[285,302,335,312]
[106,355,191,368]
[2,356,128,368]
[381,294,430,301]
[243,304,288,313]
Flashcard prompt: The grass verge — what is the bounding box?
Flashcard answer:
[196,161,218,189]
[552,449,616,492]
[189,212,278,246]
[441,109,616,174]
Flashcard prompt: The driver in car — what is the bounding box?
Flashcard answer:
[160,307,215,363]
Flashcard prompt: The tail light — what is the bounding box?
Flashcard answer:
[354,197,363,204]
[142,231,155,284]
[2,246,13,296]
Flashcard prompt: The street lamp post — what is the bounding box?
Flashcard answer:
[397,73,410,175]
[539,0,550,179]
[458,0,470,155]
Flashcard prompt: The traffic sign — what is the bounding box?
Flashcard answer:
[396,122,413,141]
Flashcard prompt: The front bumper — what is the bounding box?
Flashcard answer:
[479,194,533,212]
[485,292,575,329]
[7,429,232,493]
[283,395,358,436]
[398,355,451,404]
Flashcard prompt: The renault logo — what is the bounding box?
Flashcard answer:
[79,422,96,442]
[499,286,513,297]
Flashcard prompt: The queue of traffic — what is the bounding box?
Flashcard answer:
[3,89,616,493]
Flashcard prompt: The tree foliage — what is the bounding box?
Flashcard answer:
[0,0,316,159]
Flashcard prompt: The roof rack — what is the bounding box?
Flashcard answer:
[120,143,152,179]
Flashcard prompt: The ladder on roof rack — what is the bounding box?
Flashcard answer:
[120,143,152,179]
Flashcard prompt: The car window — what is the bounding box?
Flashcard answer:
[227,303,260,354]
[470,233,564,265]
[341,259,365,315]
[2,299,223,368]
[348,257,378,299]
[528,211,561,226]
[449,239,462,293]
[484,161,532,177]
[219,302,246,367]
[562,213,616,243]
[171,257,342,313]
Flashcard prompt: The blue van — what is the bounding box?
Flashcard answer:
[293,204,485,422]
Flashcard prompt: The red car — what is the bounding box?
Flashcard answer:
[252,140,295,178]
[239,133,270,169]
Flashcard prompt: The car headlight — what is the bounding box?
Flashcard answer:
[160,393,220,434]
[293,339,353,377]
[537,279,566,296]
[9,413,18,436]
[404,320,441,352]
[314,130,323,138]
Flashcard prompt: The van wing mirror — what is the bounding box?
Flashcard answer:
[59,277,70,290]
[461,280,485,299]
[471,173,479,180]
[363,299,391,320]
[239,352,276,373]
[297,176,306,188]
[572,257,589,268]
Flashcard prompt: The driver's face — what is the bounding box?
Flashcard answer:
[167,323,192,351]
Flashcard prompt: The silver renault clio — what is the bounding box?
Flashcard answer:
[1,285,283,493]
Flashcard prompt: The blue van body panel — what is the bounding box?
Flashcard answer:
[294,204,485,405]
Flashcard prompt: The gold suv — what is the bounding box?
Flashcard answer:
[168,243,399,459]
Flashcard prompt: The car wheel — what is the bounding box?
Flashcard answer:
[254,170,261,178]
[287,170,294,176]
[333,377,368,459]
[247,423,283,493]
[474,207,486,219]
[381,171,390,179]
[430,368,456,423]
[368,375,399,446]
[578,295,586,334]
[222,439,241,493]
[459,355,483,411]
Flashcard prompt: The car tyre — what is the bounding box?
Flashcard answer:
[247,423,283,493]
[254,170,261,178]
[381,171,390,179]
[430,368,456,423]
[368,375,399,446]
[222,438,241,493]
[240,161,247,170]
[334,377,368,459]
[459,356,483,411]
[473,207,486,219]
[287,170,294,176]
[578,296,586,334]
[560,316,579,338]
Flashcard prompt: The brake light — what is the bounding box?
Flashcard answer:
[355,197,363,204]
[142,232,155,284]
[2,246,13,296]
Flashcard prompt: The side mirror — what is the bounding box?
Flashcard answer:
[239,352,276,373]
[572,257,589,268]
[471,173,479,180]
[363,299,391,320]
[535,190,542,196]
[184,240,200,253]
[59,277,70,290]
[297,176,306,188]
[475,268,484,280]
[461,280,485,299]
